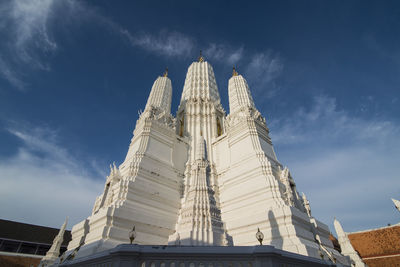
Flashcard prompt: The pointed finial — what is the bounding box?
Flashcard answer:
[129,226,136,244]
[198,50,204,62]
[163,67,168,77]
[232,66,238,76]
[392,198,400,212]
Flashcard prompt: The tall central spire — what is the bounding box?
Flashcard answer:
[177,57,225,165]
[180,56,221,104]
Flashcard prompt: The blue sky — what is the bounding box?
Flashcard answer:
[0,0,399,234]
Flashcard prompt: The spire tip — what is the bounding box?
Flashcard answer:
[198,50,204,62]
[232,66,238,76]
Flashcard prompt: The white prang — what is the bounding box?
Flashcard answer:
[40,217,68,267]
[64,59,350,265]
[334,218,367,267]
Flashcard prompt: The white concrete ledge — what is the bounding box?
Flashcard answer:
[59,245,348,267]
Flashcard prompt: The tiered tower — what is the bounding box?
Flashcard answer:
[66,70,187,257]
[65,55,349,265]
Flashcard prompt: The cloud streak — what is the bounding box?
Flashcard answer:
[120,29,194,58]
[0,0,280,91]
[245,51,283,99]
[0,0,65,89]
[270,95,400,232]
[0,123,104,229]
[204,43,244,65]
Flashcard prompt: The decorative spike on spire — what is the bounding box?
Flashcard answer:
[232,66,238,76]
[198,50,204,62]
[334,218,367,266]
[163,67,168,77]
[392,198,400,212]
[39,217,68,266]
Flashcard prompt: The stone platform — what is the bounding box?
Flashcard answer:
[59,244,350,267]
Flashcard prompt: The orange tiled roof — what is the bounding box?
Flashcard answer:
[348,224,400,258]
[347,224,400,267]
[363,255,400,267]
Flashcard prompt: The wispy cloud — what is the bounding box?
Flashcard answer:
[0,56,26,89]
[0,0,68,89]
[0,123,104,228]
[270,95,396,145]
[120,30,194,58]
[0,0,277,90]
[11,0,57,59]
[270,95,400,232]
[0,0,198,88]
[1,0,286,92]
[204,43,244,65]
[245,51,283,99]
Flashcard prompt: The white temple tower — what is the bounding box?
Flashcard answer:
[66,69,187,257]
[65,55,349,265]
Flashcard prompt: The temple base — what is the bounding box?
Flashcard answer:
[57,244,350,267]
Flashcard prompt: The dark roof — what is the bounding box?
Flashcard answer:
[0,219,71,246]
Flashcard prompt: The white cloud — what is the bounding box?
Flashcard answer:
[120,30,194,58]
[269,95,400,232]
[0,124,104,229]
[11,0,57,56]
[0,56,26,89]
[0,0,198,88]
[0,0,68,89]
[270,95,396,145]
[204,43,244,65]
[245,51,283,99]
[0,0,273,90]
